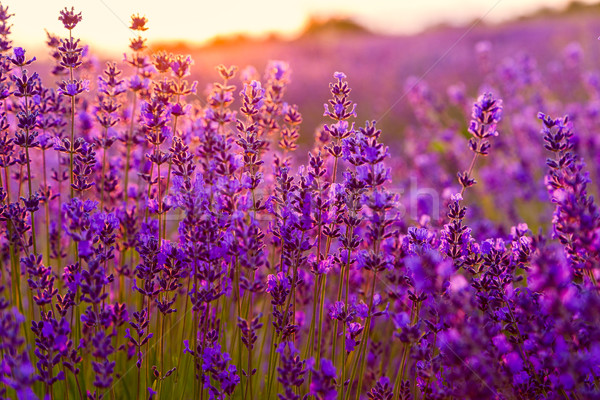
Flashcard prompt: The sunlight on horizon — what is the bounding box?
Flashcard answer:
[3,0,597,56]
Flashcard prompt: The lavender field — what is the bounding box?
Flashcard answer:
[1,2,600,400]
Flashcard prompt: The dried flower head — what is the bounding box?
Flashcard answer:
[152,51,172,74]
[58,7,82,30]
[130,14,148,31]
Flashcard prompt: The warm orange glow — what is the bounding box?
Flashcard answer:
[3,0,595,56]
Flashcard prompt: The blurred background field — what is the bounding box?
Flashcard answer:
[148,1,600,141]
[9,1,600,141]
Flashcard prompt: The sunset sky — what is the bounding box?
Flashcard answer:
[4,0,596,56]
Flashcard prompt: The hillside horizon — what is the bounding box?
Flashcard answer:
[148,0,600,53]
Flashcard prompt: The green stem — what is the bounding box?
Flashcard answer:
[265,329,281,400]
[162,111,179,236]
[393,300,419,396]
[175,276,192,383]
[2,162,8,205]
[157,311,166,397]
[123,92,137,204]
[332,224,354,364]
[100,126,108,211]
[354,271,378,400]
[41,148,51,266]
[69,95,75,200]
[304,275,321,361]
[26,146,37,254]
[253,301,271,398]
[316,274,327,368]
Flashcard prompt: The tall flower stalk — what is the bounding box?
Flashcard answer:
[56,7,84,200]
[123,14,150,205]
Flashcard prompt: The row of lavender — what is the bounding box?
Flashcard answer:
[0,4,599,400]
